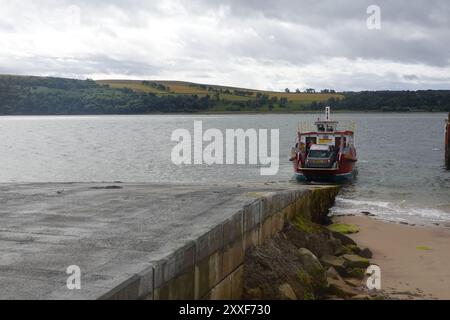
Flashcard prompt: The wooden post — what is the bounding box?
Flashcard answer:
[446,113,450,170]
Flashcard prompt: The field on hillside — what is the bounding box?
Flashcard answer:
[97,80,343,106]
[2,75,448,114]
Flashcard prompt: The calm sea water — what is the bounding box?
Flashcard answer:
[0,113,449,225]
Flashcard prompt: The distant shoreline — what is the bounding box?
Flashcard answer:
[0,110,447,117]
[1,75,449,115]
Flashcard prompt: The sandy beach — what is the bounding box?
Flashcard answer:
[336,216,450,299]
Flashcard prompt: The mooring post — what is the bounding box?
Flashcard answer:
[446,113,450,170]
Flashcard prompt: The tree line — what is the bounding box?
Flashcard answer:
[1,75,449,114]
[315,91,450,112]
[0,76,213,114]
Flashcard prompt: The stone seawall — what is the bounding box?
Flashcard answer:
[147,186,340,300]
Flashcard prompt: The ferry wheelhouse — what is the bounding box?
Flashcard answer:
[291,107,357,183]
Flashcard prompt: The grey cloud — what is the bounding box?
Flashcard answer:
[403,74,420,80]
[194,0,450,27]
[0,21,15,32]
[0,0,449,90]
[0,55,161,79]
[319,71,449,92]
[190,0,450,66]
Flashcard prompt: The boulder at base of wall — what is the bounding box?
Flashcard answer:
[278,283,298,300]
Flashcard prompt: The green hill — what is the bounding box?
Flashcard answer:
[97,79,343,112]
[0,74,449,115]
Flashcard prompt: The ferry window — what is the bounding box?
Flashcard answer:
[306,137,317,146]
[308,150,331,158]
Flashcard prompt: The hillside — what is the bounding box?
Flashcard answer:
[0,74,449,115]
[97,79,343,112]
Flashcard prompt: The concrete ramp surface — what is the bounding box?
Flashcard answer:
[0,182,339,300]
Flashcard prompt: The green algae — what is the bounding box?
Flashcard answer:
[416,246,432,251]
[327,223,360,234]
[293,215,322,234]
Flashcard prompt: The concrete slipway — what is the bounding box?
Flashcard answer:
[0,182,339,300]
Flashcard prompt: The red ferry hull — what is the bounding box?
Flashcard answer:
[295,162,357,183]
[294,149,358,183]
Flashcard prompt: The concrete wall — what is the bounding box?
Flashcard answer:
[105,186,339,300]
[141,186,340,301]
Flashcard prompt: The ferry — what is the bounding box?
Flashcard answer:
[290,107,357,183]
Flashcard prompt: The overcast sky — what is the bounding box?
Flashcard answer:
[0,0,449,91]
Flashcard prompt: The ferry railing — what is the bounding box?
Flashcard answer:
[297,122,316,134]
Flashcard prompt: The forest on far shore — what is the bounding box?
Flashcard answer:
[0,75,449,115]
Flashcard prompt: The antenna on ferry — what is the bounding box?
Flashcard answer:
[325,106,331,121]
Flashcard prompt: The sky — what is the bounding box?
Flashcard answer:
[0,0,449,91]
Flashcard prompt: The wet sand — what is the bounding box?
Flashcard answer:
[336,216,450,300]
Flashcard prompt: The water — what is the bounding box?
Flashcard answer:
[0,113,449,225]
